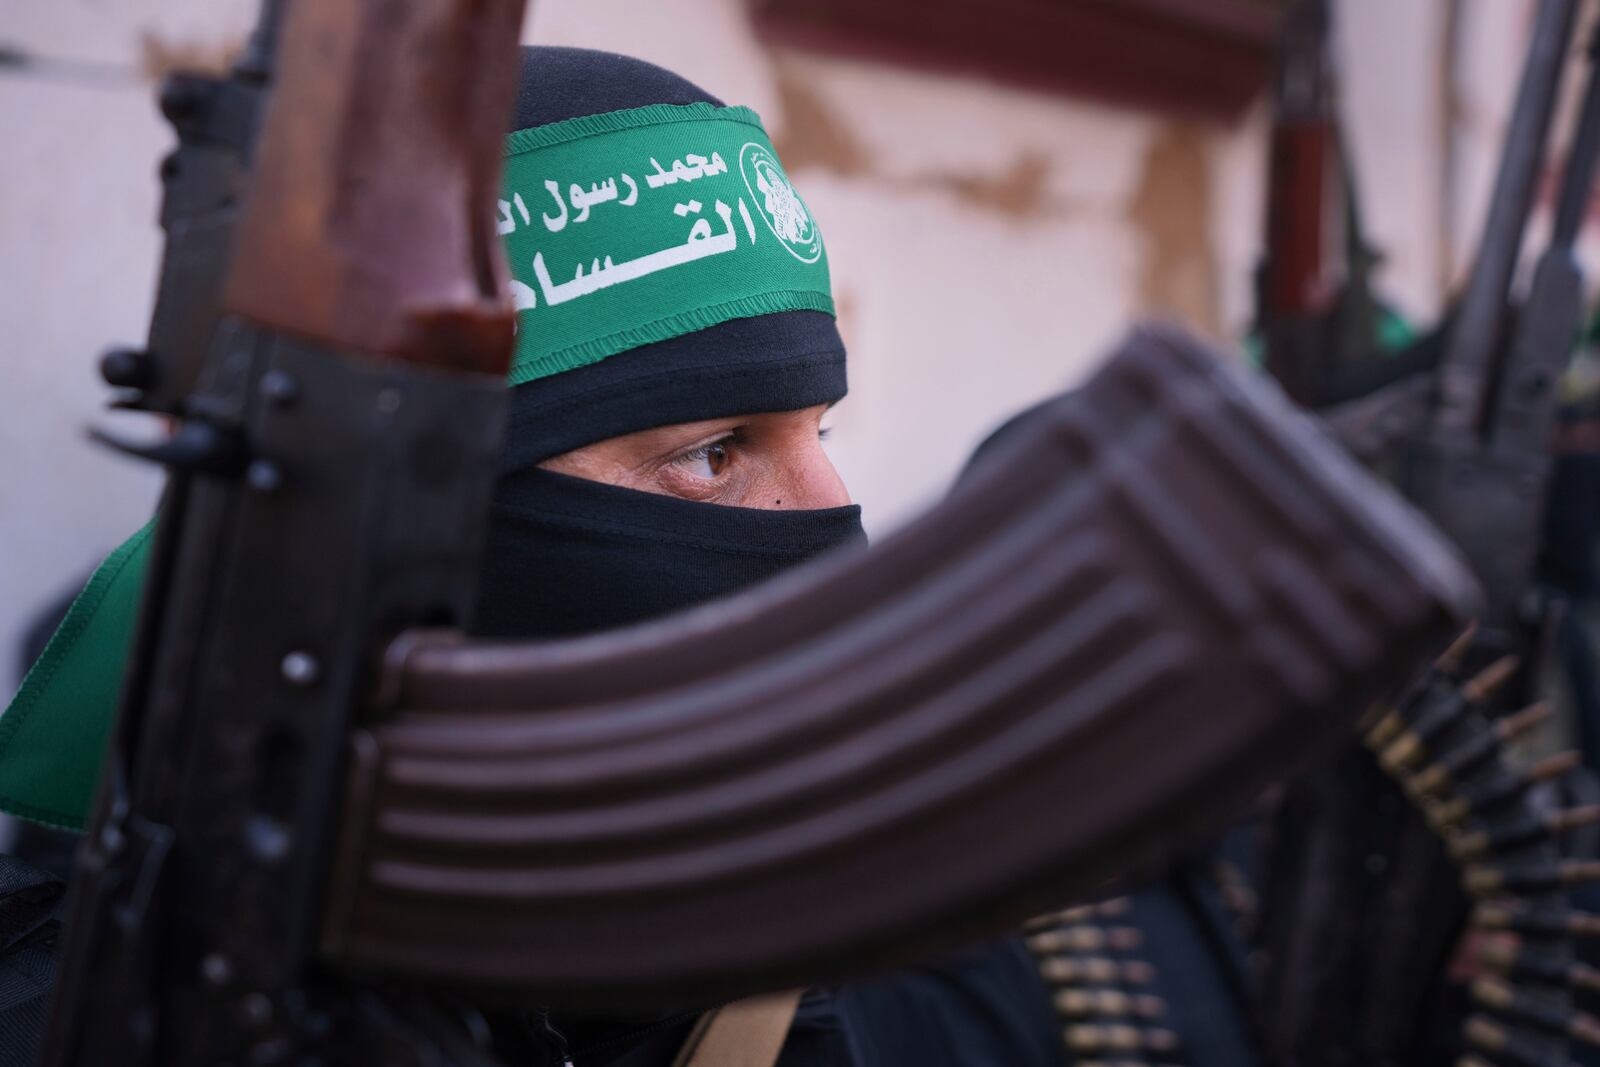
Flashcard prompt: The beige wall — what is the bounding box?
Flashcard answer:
[0,0,1520,682]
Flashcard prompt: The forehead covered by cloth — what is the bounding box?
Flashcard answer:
[500,48,846,469]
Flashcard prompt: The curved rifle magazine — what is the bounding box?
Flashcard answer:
[321,325,1479,1008]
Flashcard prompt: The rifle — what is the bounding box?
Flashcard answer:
[1407,10,1600,649]
[39,0,527,1062]
[1255,0,1382,410]
[1322,0,1593,653]
[1254,3,1600,1064]
[38,1,1476,1063]
[96,1,287,420]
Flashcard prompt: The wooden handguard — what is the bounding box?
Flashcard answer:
[223,0,523,372]
[321,326,1478,1006]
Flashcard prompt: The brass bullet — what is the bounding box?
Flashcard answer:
[1463,655,1520,703]
[1409,706,1546,797]
[1064,1024,1141,1053]
[1038,955,1114,984]
[1052,989,1167,1019]
[1379,729,1427,772]
[1550,804,1600,834]
[1528,750,1584,784]
[1410,751,1479,798]
[1495,700,1553,742]
[1472,901,1600,939]
[1463,1014,1568,1067]
[1356,700,1390,737]
[1464,858,1600,895]
[1025,905,1095,930]
[1379,695,1471,774]
[1036,956,1155,986]
[1029,929,1085,953]
[1055,989,1130,1017]
[1432,752,1582,827]
[1471,901,1529,932]
[1475,938,1600,994]
[1064,1024,1178,1054]
[1437,623,1479,673]
[1463,865,1500,894]
[1469,976,1515,1011]
[1471,976,1600,1047]
[1449,805,1598,862]
[1465,1014,1508,1051]
[1365,710,1405,749]
[1029,926,1143,954]
[1449,828,1493,862]
[1094,897,1132,919]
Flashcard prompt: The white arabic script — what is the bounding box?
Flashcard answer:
[532,199,740,307]
[644,151,729,190]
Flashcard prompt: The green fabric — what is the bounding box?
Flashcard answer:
[498,103,833,385]
[0,524,152,830]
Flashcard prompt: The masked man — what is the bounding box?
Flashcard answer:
[0,46,1264,1067]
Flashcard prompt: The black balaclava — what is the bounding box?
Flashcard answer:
[470,47,868,1066]
[472,47,865,639]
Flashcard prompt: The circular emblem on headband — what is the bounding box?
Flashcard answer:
[740,142,822,264]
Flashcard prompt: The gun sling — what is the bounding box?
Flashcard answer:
[673,992,803,1067]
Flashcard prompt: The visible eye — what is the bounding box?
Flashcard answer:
[674,437,733,479]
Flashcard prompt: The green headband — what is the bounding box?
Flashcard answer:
[499,102,834,385]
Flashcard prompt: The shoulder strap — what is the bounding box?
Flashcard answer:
[672,991,802,1067]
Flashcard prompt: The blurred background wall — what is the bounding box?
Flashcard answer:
[0,0,1549,688]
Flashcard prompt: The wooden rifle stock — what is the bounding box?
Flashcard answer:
[1258,0,1343,409]
[225,0,521,370]
[320,326,1479,1008]
[1261,0,1336,324]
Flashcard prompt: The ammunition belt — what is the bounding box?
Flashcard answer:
[1026,630,1597,1067]
[1362,633,1593,1067]
[1024,898,1184,1066]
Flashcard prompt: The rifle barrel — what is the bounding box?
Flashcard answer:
[1437,0,1580,439]
[233,0,288,83]
[1258,0,1340,407]
[1489,25,1600,452]
[1552,29,1600,247]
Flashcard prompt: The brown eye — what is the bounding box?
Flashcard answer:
[675,439,732,479]
[704,441,730,476]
